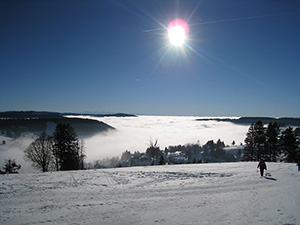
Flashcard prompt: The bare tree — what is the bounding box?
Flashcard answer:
[24,132,53,172]
[146,138,161,165]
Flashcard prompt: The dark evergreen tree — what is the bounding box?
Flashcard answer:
[253,121,266,160]
[243,124,255,161]
[121,150,131,166]
[265,122,280,162]
[159,154,165,165]
[216,139,225,149]
[121,150,131,161]
[204,140,215,151]
[280,127,299,162]
[237,149,242,160]
[52,123,81,171]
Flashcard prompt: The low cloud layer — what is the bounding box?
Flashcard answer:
[0,135,37,173]
[84,116,249,162]
[0,116,249,172]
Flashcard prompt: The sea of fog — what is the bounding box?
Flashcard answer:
[82,116,248,161]
[0,116,249,173]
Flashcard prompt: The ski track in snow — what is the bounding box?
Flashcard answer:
[0,162,299,225]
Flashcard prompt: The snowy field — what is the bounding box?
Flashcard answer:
[1,162,299,225]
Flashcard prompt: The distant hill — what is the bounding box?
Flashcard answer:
[196,117,300,127]
[0,111,123,138]
[0,111,62,119]
[63,112,137,117]
[0,111,136,119]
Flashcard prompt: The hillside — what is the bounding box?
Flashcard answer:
[196,117,300,127]
[0,162,299,225]
[0,111,134,138]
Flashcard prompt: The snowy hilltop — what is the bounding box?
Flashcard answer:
[1,162,299,225]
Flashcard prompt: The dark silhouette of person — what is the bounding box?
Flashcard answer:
[257,160,267,177]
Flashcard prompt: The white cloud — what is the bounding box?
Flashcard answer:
[83,116,249,162]
[0,116,249,172]
[0,135,38,173]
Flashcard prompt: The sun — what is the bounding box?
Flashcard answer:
[168,26,186,47]
[167,19,189,47]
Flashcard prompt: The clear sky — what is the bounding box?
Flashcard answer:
[1,0,300,117]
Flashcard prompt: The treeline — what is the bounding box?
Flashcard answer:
[17,120,300,172]
[89,139,242,169]
[92,121,300,169]
[243,121,300,162]
[24,123,85,172]
[196,117,300,127]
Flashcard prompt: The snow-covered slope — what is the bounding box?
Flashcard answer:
[1,162,299,225]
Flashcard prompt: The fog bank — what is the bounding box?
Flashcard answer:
[0,116,249,172]
[0,135,38,173]
[83,116,249,162]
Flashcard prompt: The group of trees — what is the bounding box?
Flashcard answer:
[114,138,240,168]
[24,123,85,172]
[146,139,162,165]
[243,121,300,162]
[22,120,300,172]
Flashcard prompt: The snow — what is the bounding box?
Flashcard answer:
[1,162,299,225]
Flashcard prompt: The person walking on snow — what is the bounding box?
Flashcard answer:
[257,160,267,177]
[297,160,300,171]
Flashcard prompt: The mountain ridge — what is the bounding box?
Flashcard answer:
[0,111,134,138]
[196,116,300,127]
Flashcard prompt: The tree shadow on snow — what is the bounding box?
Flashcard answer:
[264,176,277,181]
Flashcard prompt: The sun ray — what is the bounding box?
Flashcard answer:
[188,11,296,27]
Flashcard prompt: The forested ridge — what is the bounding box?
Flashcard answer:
[196,117,300,127]
[0,111,117,138]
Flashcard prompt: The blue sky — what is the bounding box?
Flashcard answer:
[1,0,300,117]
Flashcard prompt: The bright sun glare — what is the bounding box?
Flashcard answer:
[168,19,189,47]
[168,26,186,46]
